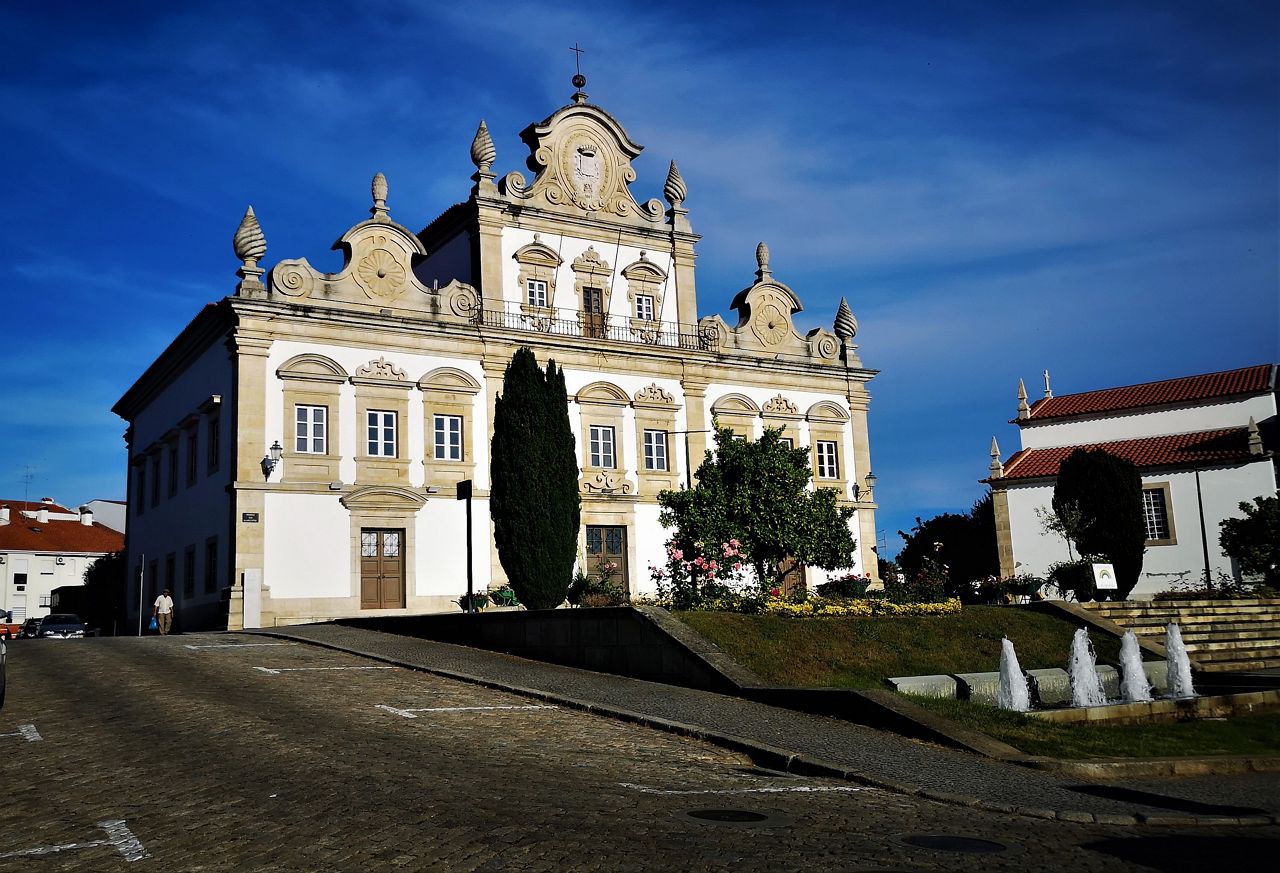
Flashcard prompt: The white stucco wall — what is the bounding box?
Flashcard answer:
[262,492,353,600]
[0,551,104,623]
[1019,395,1277,449]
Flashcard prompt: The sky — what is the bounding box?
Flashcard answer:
[1,0,1276,556]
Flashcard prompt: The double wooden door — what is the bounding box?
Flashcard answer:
[585,525,627,591]
[582,287,605,338]
[360,528,405,609]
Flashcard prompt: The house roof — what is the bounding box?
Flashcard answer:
[1022,364,1275,424]
[0,498,75,514]
[997,427,1260,482]
[0,517,125,555]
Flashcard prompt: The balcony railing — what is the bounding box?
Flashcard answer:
[475,302,719,352]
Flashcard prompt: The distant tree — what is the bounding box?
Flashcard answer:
[896,491,999,598]
[490,347,580,610]
[1219,495,1280,587]
[1052,448,1146,598]
[658,426,856,591]
[81,551,126,634]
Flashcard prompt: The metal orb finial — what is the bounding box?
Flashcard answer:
[572,73,586,89]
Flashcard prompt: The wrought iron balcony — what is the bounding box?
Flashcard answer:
[474,302,718,351]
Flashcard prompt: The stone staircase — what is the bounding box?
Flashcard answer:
[1081,599,1280,672]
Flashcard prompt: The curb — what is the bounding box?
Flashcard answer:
[242,628,1279,829]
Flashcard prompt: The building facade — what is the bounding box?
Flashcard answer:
[988,365,1278,599]
[0,499,124,623]
[114,83,879,630]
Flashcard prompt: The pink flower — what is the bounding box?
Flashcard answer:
[729,538,740,548]
[733,562,742,572]
[671,549,683,560]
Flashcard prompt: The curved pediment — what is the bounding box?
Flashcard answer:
[418,367,482,394]
[711,393,761,415]
[339,485,429,511]
[277,353,348,384]
[512,236,564,269]
[806,401,850,423]
[576,381,629,407]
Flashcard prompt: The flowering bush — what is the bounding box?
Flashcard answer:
[650,538,762,611]
[815,573,873,599]
[763,596,962,618]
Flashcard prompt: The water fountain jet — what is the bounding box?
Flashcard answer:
[1119,629,1152,703]
[1068,628,1107,707]
[997,637,1030,712]
[1165,623,1195,699]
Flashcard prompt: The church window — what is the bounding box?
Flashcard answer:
[526,279,548,308]
[1142,484,1176,544]
[643,429,668,471]
[816,441,839,479]
[367,410,397,457]
[589,425,615,469]
[434,414,463,461]
[295,405,328,454]
[635,294,655,322]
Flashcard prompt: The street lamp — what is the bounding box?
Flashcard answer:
[260,441,283,479]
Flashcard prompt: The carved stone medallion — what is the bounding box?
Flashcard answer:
[355,248,407,300]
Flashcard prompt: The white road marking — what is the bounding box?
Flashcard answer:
[254,666,394,674]
[375,704,558,718]
[185,642,298,650]
[0,724,41,742]
[0,819,148,862]
[618,782,876,796]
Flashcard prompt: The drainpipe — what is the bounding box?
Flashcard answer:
[1194,469,1212,587]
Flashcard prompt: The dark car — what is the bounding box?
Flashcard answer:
[37,614,86,639]
[19,618,41,639]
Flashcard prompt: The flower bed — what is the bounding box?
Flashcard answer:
[762,596,962,618]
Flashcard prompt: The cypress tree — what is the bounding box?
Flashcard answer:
[490,347,580,609]
[1052,448,1146,598]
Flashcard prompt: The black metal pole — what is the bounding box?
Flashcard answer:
[1195,469,1212,587]
[465,487,474,613]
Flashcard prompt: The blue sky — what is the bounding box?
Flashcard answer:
[2,1,1276,555]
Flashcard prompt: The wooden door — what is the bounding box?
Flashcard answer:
[585,525,628,592]
[777,556,807,597]
[360,528,405,609]
[583,287,605,339]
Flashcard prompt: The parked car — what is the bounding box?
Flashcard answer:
[20,618,41,639]
[36,614,86,639]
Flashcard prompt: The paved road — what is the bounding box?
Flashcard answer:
[0,636,1275,871]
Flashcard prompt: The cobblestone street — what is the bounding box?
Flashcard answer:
[1,635,1276,871]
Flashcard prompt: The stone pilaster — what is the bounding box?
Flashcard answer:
[992,486,1016,579]
[670,231,699,327]
[227,329,272,630]
[475,201,506,307]
[481,355,509,587]
[846,381,880,584]
[680,375,709,485]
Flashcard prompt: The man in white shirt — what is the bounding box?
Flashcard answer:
[153,589,175,635]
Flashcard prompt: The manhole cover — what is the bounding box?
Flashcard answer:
[900,834,1008,854]
[676,808,793,828]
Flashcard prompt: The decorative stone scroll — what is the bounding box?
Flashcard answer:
[581,470,633,495]
[761,394,799,416]
[355,357,407,381]
[634,383,675,407]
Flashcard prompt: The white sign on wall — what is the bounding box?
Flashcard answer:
[1092,563,1118,591]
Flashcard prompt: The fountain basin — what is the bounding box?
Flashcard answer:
[953,671,1003,706]
[1027,668,1072,706]
[1024,689,1280,725]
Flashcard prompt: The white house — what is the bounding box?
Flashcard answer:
[0,498,124,623]
[113,78,880,631]
[988,364,1278,599]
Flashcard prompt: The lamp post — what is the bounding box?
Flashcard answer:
[457,480,474,613]
[260,441,283,479]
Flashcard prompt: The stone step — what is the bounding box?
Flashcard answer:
[1083,598,1280,610]
[1179,627,1280,643]
[1118,614,1280,628]
[1193,645,1280,663]
[1183,638,1280,653]
[1198,657,1280,672]
[1091,605,1280,619]
[1128,619,1280,635]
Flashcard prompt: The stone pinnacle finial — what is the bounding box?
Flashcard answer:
[755,241,771,281]
[989,436,1004,479]
[470,120,496,173]
[233,205,266,265]
[1248,416,1264,455]
[834,297,858,341]
[664,160,687,208]
[1043,369,1053,399]
[1017,378,1030,420]
[371,172,388,217]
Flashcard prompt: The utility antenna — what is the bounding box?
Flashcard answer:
[21,465,34,505]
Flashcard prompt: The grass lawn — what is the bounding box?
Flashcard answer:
[905,696,1280,759]
[674,606,1127,689]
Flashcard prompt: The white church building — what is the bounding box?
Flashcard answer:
[113,79,880,630]
[988,364,1277,599]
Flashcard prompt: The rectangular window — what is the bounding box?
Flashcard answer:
[589,425,615,469]
[367,410,397,457]
[816,441,840,479]
[207,416,220,474]
[183,546,196,598]
[295,405,328,454]
[150,456,161,507]
[168,443,179,497]
[137,466,146,515]
[148,559,159,603]
[779,437,794,449]
[204,538,218,594]
[164,553,176,599]
[433,414,463,461]
[1142,485,1175,544]
[636,294,655,321]
[526,279,548,308]
[186,431,198,486]
[643,429,668,471]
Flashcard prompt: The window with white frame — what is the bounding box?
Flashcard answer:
[635,294,655,321]
[816,440,840,479]
[779,437,794,449]
[643,429,668,471]
[294,405,327,454]
[367,410,397,457]
[434,414,463,461]
[1142,485,1174,543]
[589,425,616,469]
[526,279,548,308]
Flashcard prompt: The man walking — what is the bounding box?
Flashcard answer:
[153,589,174,635]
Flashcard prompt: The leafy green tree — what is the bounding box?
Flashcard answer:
[1219,495,1280,586]
[658,425,856,591]
[1052,448,1146,598]
[490,347,580,609]
[896,492,999,598]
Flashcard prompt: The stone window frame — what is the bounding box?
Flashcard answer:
[352,358,413,486]
[277,353,348,484]
[513,235,563,317]
[622,253,668,335]
[339,485,427,610]
[633,382,679,495]
[419,367,482,490]
[576,381,631,493]
[806,401,850,498]
[1142,481,1178,546]
[710,393,761,441]
[570,246,614,324]
[815,440,840,480]
[183,544,197,598]
[203,536,219,594]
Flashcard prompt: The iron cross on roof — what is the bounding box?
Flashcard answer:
[570,43,587,91]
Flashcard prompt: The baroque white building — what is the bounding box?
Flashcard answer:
[988,365,1277,599]
[113,80,879,630]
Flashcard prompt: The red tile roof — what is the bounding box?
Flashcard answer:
[0,499,76,514]
[0,518,125,554]
[1023,364,1274,423]
[997,428,1260,481]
